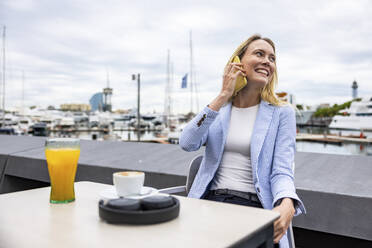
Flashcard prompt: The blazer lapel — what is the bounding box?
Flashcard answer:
[251,100,274,167]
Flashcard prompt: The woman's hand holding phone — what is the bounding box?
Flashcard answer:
[221,61,246,98]
[208,58,246,111]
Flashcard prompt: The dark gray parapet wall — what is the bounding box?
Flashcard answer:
[0,135,203,191]
[0,135,371,242]
[293,152,372,241]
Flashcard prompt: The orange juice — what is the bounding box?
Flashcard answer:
[45,148,80,203]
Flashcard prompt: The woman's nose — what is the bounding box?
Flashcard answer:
[261,56,271,66]
[262,58,269,65]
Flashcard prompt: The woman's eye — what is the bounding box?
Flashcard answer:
[256,51,263,56]
[270,57,276,62]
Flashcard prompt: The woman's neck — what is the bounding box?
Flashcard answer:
[232,86,261,108]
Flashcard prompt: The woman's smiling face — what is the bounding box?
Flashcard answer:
[240,39,276,88]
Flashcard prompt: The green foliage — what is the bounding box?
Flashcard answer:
[314,100,355,117]
[296,104,304,110]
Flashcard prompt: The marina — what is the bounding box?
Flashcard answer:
[0,22,371,155]
[1,102,372,156]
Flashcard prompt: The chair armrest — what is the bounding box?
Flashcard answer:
[158,186,186,194]
[288,222,295,248]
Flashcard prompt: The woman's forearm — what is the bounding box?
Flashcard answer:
[179,106,218,151]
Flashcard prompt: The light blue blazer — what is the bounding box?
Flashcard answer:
[179,100,306,248]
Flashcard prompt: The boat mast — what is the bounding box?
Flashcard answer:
[1,26,5,126]
[164,49,171,127]
[22,71,25,116]
[170,61,174,121]
[189,30,193,114]
[189,30,199,114]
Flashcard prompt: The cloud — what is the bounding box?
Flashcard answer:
[2,0,372,114]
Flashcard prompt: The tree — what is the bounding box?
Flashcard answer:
[314,99,356,118]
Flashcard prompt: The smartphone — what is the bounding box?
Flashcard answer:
[232,56,247,96]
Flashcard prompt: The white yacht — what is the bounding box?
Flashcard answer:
[329,97,372,131]
[39,115,54,129]
[129,118,151,129]
[97,112,113,128]
[18,116,33,134]
[3,113,18,126]
[113,115,130,129]
[88,114,100,128]
[59,116,75,128]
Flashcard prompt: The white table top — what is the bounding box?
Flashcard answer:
[0,182,279,248]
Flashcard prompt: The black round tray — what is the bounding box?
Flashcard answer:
[99,197,180,225]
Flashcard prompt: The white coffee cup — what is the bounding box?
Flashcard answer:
[113,171,145,197]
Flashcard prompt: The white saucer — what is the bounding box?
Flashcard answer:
[100,186,159,201]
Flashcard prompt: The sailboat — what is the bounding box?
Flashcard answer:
[188,30,199,115]
[0,26,8,131]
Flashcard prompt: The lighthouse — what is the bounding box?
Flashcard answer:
[352,80,358,99]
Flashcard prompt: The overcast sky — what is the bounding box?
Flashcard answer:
[1,0,372,114]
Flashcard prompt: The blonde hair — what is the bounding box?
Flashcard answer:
[227,34,285,106]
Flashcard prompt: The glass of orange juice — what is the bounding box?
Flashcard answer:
[45,138,80,204]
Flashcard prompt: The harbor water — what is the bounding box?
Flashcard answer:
[297,127,372,156]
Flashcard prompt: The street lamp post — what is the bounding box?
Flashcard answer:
[132,73,140,142]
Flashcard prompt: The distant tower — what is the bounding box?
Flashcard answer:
[352,80,358,99]
[103,69,113,112]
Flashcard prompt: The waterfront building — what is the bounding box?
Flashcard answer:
[90,93,103,112]
[60,104,91,112]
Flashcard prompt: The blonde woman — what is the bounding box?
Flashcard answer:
[179,34,306,248]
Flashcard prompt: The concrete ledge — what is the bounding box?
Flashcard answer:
[295,189,372,240]
[294,152,372,197]
[0,135,203,191]
[0,135,371,241]
[293,152,372,241]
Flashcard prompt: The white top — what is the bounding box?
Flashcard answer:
[211,104,259,193]
[0,182,279,248]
